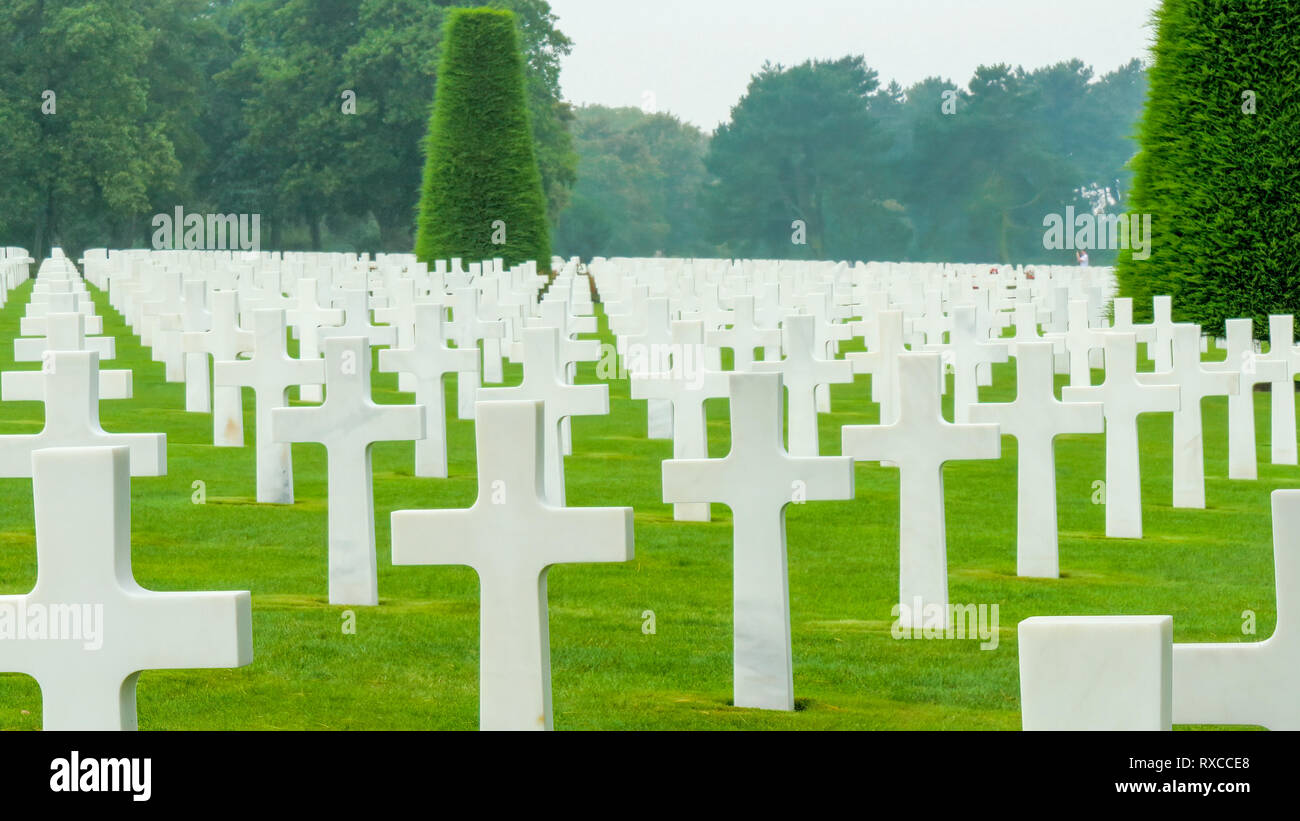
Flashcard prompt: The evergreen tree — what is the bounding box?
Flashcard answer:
[414,7,550,268]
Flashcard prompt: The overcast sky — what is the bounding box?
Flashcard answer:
[548,0,1163,131]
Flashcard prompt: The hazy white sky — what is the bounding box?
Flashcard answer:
[548,0,1163,131]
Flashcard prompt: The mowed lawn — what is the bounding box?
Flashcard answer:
[0,277,1288,730]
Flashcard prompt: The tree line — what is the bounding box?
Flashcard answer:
[0,1,1145,266]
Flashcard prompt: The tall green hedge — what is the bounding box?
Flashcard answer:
[414,8,550,269]
[1116,0,1300,336]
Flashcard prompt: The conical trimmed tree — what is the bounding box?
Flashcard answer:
[414,8,550,269]
[1116,0,1300,336]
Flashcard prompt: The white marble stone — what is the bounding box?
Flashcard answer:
[1262,315,1298,465]
[15,310,115,364]
[948,304,1008,423]
[1019,616,1173,731]
[1137,324,1237,509]
[1211,318,1285,480]
[970,342,1104,577]
[214,309,325,504]
[286,278,344,403]
[0,446,252,730]
[181,280,212,413]
[754,314,853,456]
[1063,333,1179,539]
[477,327,606,506]
[630,320,730,521]
[1173,489,1300,729]
[706,294,779,372]
[378,303,476,478]
[273,337,424,605]
[183,291,254,447]
[391,399,633,730]
[662,372,853,710]
[0,351,164,477]
[842,353,1000,628]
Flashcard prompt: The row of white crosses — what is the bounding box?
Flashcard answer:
[606,257,1297,721]
[3,253,622,731]
[0,262,253,730]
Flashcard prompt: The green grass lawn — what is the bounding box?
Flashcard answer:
[0,278,1289,730]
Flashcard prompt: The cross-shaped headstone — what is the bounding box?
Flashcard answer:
[214,309,325,504]
[287,278,344,403]
[621,296,675,440]
[1262,314,1299,466]
[1211,318,1286,480]
[706,294,780,372]
[969,342,1104,577]
[477,327,607,507]
[754,313,853,456]
[391,399,633,730]
[273,337,425,605]
[1063,333,1180,539]
[949,304,1008,423]
[1150,295,1176,373]
[842,353,1001,627]
[15,311,115,365]
[181,279,212,413]
[663,372,854,710]
[0,351,164,476]
[0,446,252,730]
[630,320,730,521]
[847,309,905,426]
[183,290,254,447]
[449,287,505,419]
[1173,488,1300,729]
[1137,323,1238,508]
[377,303,479,479]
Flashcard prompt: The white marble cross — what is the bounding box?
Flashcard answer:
[1150,295,1176,373]
[530,300,600,456]
[949,304,1008,423]
[707,294,779,372]
[391,399,633,730]
[754,313,853,456]
[630,320,730,521]
[1262,315,1299,466]
[1057,299,1106,387]
[1137,324,1238,508]
[621,296,675,439]
[287,278,344,403]
[15,311,115,365]
[181,279,213,412]
[842,353,1000,627]
[1109,297,1157,355]
[378,303,477,478]
[0,351,164,477]
[1063,333,1180,538]
[319,288,396,350]
[970,342,1103,577]
[1173,488,1300,729]
[183,290,254,447]
[477,327,607,506]
[663,372,854,710]
[449,287,504,419]
[273,337,425,605]
[1211,318,1285,480]
[847,309,905,426]
[0,446,252,730]
[214,309,325,504]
